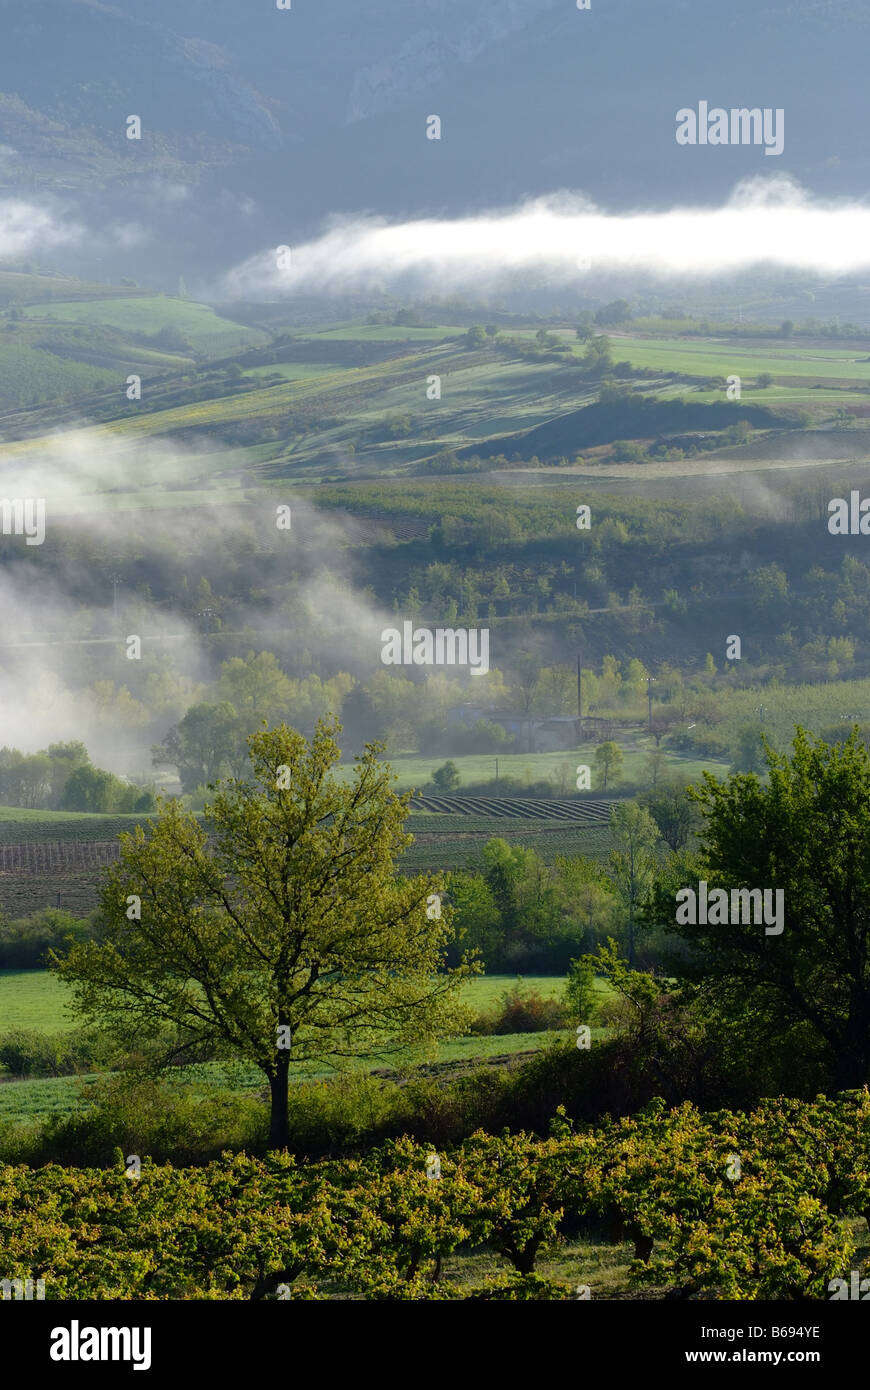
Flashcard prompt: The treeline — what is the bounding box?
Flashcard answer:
[152,645,870,796]
[0,743,154,814]
[443,795,693,973]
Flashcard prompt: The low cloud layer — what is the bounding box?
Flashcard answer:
[221,178,870,298]
[0,198,83,261]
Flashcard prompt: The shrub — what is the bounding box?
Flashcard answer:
[0,909,98,968]
[0,1027,108,1078]
[22,1074,267,1166]
[472,983,569,1036]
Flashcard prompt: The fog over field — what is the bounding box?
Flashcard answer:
[3,0,870,1338]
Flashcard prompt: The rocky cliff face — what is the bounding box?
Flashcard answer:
[345,0,561,123]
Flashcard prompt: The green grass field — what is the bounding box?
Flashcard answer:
[0,970,77,1031]
[243,363,352,381]
[21,297,268,355]
[402,826,617,871]
[0,1031,568,1127]
[0,970,589,1128]
[0,970,569,1038]
[0,337,118,409]
[0,807,145,824]
[377,745,727,792]
[311,324,465,342]
[583,333,870,385]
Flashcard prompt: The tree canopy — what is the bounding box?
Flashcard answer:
[652,727,870,1089]
[55,719,474,1148]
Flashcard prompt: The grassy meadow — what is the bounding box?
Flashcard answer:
[0,969,597,1132]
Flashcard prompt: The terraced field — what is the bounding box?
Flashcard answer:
[0,815,150,845]
[0,842,120,871]
[403,812,615,872]
[408,796,613,822]
[0,798,617,917]
[403,832,614,873]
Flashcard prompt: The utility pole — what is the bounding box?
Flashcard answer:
[577,652,582,722]
[647,675,656,732]
[108,572,123,620]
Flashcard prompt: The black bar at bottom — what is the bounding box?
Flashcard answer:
[0,1299,862,1377]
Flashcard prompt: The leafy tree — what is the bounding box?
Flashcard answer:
[217,651,294,726]
[593,740,623,789]
[607,803,660,966]
[451,719,514,755]
[730,724,766,774]
[153,324,194,353]
[745,563,790,620]
[54,720,473,1149]
[15,754,53,810]
[47,741,89,767]
[643,749,668,787]
[153,701,245,792]
[725,419,752,445]
[465,325,488,349]
[649,706,679,747]
[595,300,632,326]
[445,871,501,965]
[431,760,461,793]
[511,651,542,716]
[583,335,613,375]
[666,728,870,1089]
[639,781,696,852]
[479,839,567,969]
[553,855,620,951]
[458,1131,567,1274]
[60,765,116,813]
[610,439,647,462]
[535,664,576,715]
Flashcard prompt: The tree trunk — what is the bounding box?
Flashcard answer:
[833,1026,869,1092]
[268,1060,291,1150]
[632,1230,654,1263]
[506,1239,540,1275]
